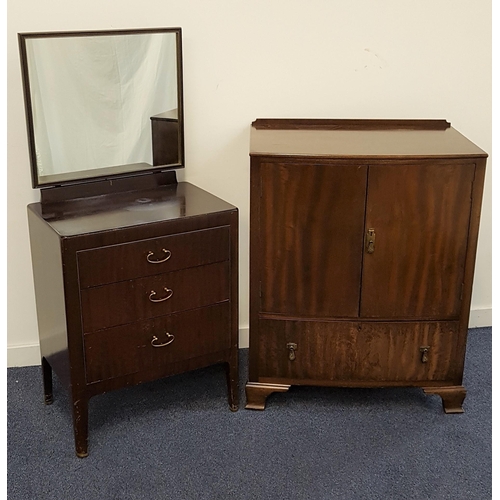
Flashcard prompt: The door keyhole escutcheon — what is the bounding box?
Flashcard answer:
[366,228,376,254]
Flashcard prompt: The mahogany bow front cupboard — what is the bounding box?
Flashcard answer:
[245,119,487,413]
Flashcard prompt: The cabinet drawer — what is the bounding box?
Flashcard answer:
[257,319,460,383]
[84,303,231,383]
[77,226,230,288]
[81,262,229,333]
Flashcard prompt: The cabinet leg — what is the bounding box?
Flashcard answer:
[245,382,291,410]
[225,356,239,412]
[423,386,466,414]
[72,397,89,458]
[41,357,53,405]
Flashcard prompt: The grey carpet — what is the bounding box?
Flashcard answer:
[8,327,491,500]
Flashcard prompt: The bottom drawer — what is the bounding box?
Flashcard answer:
[257,319,461,384]
[84,302,231,384]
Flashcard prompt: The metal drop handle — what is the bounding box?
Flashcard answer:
[420,346,430,363]
[287,343,297,361]
[149,287,173,303]
[151,332,175,348]
[146,249,171,264]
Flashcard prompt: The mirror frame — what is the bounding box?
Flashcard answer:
[18,27,185,189]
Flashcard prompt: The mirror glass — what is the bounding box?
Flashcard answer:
[19,28,184,188]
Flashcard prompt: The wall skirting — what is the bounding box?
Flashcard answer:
[7,310,491,368]
[468,308,492,329]
[7,343,41,368]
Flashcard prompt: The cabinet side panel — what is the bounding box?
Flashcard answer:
[27,208,70,387]
[248,157,262,381]
[455,159,488,380]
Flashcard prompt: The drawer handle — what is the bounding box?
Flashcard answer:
[149,287,173,302]
[287,342,297,361]
[420,346,430,363]
[146,249,171,264]
[151,332,175,348]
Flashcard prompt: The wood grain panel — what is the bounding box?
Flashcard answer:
[84,303,231,383]
[80,262,229,332]
[361,163,475,319]
[77,226,229,288]
[259,161,367,317]
[257,319,460,383]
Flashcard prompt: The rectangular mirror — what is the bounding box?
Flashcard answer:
[19,28,184,188]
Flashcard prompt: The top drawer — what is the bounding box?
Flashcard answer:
[77,226,230,288]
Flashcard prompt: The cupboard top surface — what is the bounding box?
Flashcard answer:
[27,181,236,237]
[250,120,487,159]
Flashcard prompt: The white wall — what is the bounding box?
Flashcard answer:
[7,0,492,366]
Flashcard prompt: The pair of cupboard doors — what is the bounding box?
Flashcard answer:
[258,159,473,321]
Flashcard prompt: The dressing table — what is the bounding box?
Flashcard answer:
[19,28,239,458]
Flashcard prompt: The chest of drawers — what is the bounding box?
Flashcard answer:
[28,181,239,457]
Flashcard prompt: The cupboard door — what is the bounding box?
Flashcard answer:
[259,162,367,317]
[361,163,474,319]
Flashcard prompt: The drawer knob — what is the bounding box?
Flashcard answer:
[149,287,174,302]
[287,342,297,361]
[146,249,171,264]
[151,332,175,348]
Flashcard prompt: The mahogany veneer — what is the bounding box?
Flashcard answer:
[245,118,487,413]
[28,178,239,457]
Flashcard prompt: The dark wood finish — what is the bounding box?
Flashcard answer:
[80,262,230,332]
[252,118,451,130]
[151,111,180,166]
[250,122,487,160]
[256,319,460,383]
[40,171,177,206]
[245,382,290,410]
[259,161,367,317]
[77,225,229,288]
[19,28,185,189]
[423,386,467,414]
[28,181,239,457]
[246,119,487,412]
[41,357,53,405]
[84,303,231,383]
[361,162,475,318]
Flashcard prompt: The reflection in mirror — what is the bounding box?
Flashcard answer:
[19,29,184,187]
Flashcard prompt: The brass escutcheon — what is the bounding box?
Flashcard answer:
[366,228,376,254]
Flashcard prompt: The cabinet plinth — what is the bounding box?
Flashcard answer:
[246,119,487,412]
[28,181,239,457]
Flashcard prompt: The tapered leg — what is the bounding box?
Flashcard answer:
[41,357,53,405]
[245,382,291,410]
[72,396,89,458]
[423,386,467,414]
[225,354,239,411]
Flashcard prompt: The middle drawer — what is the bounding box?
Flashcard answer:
[80,261,229,333]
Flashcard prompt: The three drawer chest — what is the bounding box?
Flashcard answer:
[28,177,239,457]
